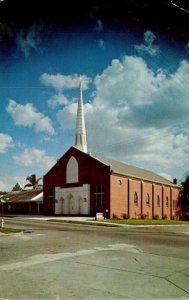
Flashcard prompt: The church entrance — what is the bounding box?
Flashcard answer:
[54,184,90,215]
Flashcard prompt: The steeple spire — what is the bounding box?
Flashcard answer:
[74,76,87,153]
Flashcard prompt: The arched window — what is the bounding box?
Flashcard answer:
[157,195,160,207]
[118,179,122,186]
[66,156,79,184]
[146,193,150,207]
[134,192,138,206]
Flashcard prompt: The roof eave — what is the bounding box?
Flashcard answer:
[111,170,180,188]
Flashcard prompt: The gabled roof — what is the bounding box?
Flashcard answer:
[90,153,178,187]
[0,189,43,203]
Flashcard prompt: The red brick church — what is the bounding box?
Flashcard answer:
[43,78,180,219]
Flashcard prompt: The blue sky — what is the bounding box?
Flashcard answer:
[0,1,189,191]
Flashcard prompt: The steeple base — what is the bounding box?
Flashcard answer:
[75,134,87,153]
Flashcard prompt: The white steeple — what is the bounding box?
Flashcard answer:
[74,76,87,153]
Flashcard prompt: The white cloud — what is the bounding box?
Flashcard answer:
[117,59,189,128]
[0,180,7,191]
[40,73,92,91]
[48,93,69,108]
[57,55,189,176]
[57,102,78,129]
[13,148,56,171]
[94,56,165,108]
[0,176,27,192]
[93,56,189,128]
[16,24,42,58]
[135,30,160,56]
[0,133,13,153]
[6,99,55,135]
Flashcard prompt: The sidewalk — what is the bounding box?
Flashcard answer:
[2,214,123,227]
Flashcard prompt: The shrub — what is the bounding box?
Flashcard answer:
[163,214,168,220]
[111,213,118,219]
[122,213,128,219]
[141,214,147,219]
[153,214,159,220]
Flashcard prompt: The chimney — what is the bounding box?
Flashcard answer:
[173,178,178,185]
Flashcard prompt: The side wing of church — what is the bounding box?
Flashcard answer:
[43,77,181,220]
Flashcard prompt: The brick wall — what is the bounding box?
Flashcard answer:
[43,147,110,216]
[43,147,91,215]
[110,174,128,218]
[153,184,163,219]
[109,175,180,220]
[129,179,142,219]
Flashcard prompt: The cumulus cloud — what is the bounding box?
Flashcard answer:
[0,133,13,153]
[16,24,42,58]
[57,54,189,175]
[48,93,69,109]
[13,148,56,170]
[135,30,160,56]
[93,56,189,129]
[6,99,55,135]
[0,176,27,192]
[0,180,7,191]
[117,59,189,128]
[40,73,92,92]
[57,102,78,129]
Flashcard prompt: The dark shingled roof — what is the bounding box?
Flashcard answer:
[90,153,178,187]
[0,189,43,203]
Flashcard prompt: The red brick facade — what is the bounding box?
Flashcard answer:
[43,147,180,219]
[110,174,180,219]
[43,147,111,216]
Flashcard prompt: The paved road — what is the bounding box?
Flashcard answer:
[0,218,189,299]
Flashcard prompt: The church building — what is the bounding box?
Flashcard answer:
[43,78,180,219]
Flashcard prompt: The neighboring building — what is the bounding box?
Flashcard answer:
[43,77,180,219]
[0,189,43,215]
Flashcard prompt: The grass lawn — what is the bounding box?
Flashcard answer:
[0,227,22,234]
[48,218,189,226]
[48,219,119,227]
[102,219,189,225]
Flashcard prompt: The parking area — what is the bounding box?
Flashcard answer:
[0,218,189,299]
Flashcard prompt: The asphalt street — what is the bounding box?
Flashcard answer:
[0,217,189,299]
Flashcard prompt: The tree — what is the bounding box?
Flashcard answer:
[0,191,7,195]
[180,174,189,218]
[12,182,23,191]
[24,174,42,190]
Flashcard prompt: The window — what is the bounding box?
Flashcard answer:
[48,188,55,207]
[94,183,104,207]
[157,195,160,207]
[146,193,150,207]
[118,179,122,186]
[134,192,138,206]
[66,156,79,184]
[166,196,169,208]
